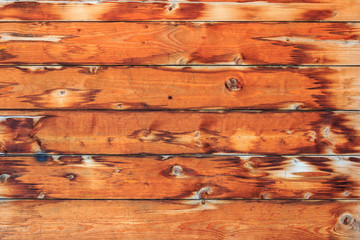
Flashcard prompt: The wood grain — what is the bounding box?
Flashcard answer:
[0,111,358,155]
[0,66,359,110]
[1,22,359,65]
[1,200,360,239]
[1,0,360,21]
[1,155,360,199]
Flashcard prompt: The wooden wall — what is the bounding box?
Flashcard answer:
[0,0,360,239]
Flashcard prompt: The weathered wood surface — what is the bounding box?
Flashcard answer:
[1,0,360,21]
[0,66,359,110]
[1,200,360,239]
[1,155,360,199]
[1,22,359,65]
[0,111,358,155]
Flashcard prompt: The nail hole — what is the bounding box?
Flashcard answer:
[58,90,66,96]
[168,96,173,100]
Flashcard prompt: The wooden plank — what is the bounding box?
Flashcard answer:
[1,155,360,199]
[1,1,360,21]
[0,66,359,110]
[1,200,360,239]
[0,111,358,155]
[1,0,359,3]
[0,22,359,65]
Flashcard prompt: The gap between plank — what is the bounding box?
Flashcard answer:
[0,109,358,112]
[1,20,360,23]
[1,153,360,157]
[2,64,360,67]
[1,198,360,201]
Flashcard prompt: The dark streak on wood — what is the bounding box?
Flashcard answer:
[301,9,334,20]
[0,49,16,61]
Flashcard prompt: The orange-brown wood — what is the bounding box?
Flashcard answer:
[1,200,360,239]
[1,1,360,21]
[1,22,359,65]
[0,111,358,155]
[1,0,360,239]
[1,155,360,199]
[0,66,359,110]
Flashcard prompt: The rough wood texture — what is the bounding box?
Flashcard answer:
[1,0,360,21]
[1,155,360,199]
[0,66,359,110]
[1,22,359,65]
[0,111,358,155]
[1,200,360,239]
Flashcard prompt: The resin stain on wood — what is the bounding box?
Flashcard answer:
[0,66,359,110]
[0,0,360,21]
[1,155,360,199]
[0,22,359,65]
[0,111,358,155]
[1,200,360,239]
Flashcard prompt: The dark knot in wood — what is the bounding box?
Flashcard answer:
[225,78,242,91]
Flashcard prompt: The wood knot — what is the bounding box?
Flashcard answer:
[198,187,211,201]
[0,173,10,183]
[225,78,242,91]
[38,191,46,199]
[116,103,123,109]
[171,165,183,176]
[65,173,76,180]
[88,66,100,74]
[341,214,354,226]
[260,192,269,199]
[167,3,177,12]
[58,89,66,96]
[344,190,351,196]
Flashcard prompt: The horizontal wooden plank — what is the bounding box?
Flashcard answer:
[1,1,360,21]
[0,111,358,155]
[1,155,360,199]
[0,22,359,65]
[1,0,359,3]
[1,200,360,239]
[0,66,359,110]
